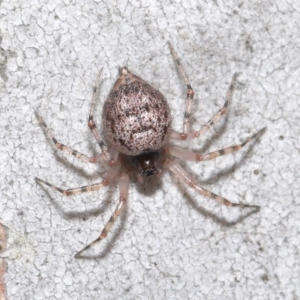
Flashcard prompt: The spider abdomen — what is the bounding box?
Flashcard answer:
[103,67,172,156]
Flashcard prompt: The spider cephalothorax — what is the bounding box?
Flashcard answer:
[129,150,162,177]
[36,42,262,257]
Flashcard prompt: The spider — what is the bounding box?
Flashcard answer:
[36,42,262,257]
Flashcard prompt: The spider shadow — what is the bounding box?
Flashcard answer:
[189,85,235,154]
[194,116,229,154]
[135,176,163,197]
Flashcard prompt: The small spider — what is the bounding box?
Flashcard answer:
[36,43,263,257]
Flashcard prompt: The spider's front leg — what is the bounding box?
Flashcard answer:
[169,128,265,162]
[75,172,129,258]
[36,161,121,196]
[166,160,259,209]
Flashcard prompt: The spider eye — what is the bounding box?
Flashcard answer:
[130,151,160,177]
[141,166,157,177]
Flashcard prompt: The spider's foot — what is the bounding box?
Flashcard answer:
[35,177,65,194]
[231,202,260,210]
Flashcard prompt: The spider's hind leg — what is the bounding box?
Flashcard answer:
[35,111,104,163]
[168,42,194,137]
[170,73,238,141]
[87,70,112,162]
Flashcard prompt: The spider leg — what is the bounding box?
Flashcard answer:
[88,70,111,162]
[169,129,264,161]
[168,42,194,137]
[166,160,258,208]
[75,172,129,258]
[35,112,105,163]
[36,161,121,196]
[170,73,238,141]
[190,73,237,139]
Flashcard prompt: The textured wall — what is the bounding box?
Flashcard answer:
[0,1,299,299]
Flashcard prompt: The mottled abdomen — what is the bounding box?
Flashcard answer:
[103,67,172,156]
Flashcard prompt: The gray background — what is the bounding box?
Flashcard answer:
[1,0,299,299]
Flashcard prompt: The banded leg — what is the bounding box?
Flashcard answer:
[168,42,195,137]
[36,112,105,163]
[169,129,264,162]
[171,73,238,141]
[88,70,110,162]
[36,160,121,196]
[75,172,129,257]
[167,160,258,208]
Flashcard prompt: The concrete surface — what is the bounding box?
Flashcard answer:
[0,1,299,299]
